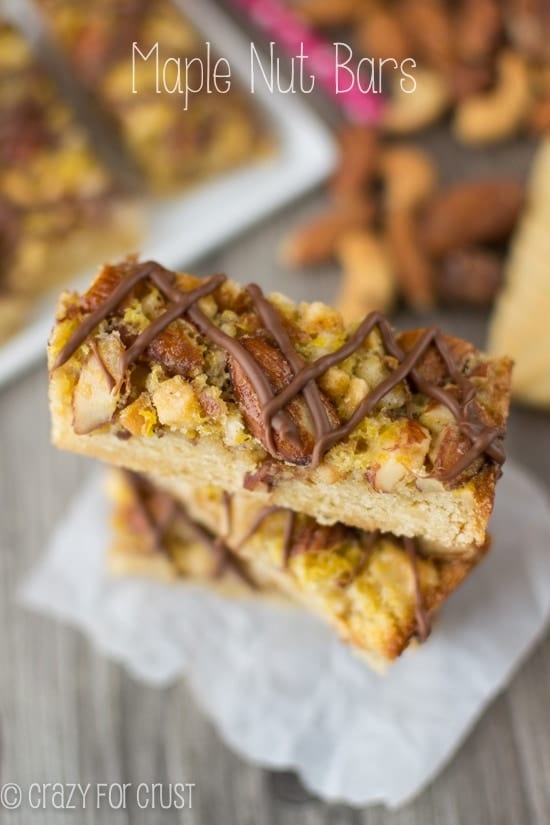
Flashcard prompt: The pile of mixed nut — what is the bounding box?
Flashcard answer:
[281,127,525,320]
[292,0,550,140]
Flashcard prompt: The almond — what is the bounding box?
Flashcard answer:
[72,334,124,434]
[228,335,339,465]
[419,180,525,258]
[280,198,375,268]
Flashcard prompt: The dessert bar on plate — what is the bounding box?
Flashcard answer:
[48,258,512,551]
[108,469,487,668]
[0,21,141,343]
[35,0,271,193]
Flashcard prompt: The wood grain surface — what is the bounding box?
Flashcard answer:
[1,38,550,824]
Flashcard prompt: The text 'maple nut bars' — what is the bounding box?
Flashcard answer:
[48,258,512,668]
[0,22,140,342]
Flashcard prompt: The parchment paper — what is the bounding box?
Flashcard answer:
[20,460,550,807]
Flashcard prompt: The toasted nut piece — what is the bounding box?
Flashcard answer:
[381,146,437,212]
[397,0,454,69]
[335,231,396,324]
[529,95,550,135]
[228,335,339,464]
[398,328,475,384]
[386,211,435,310]
[383,68,450,134]
[152,375,203,429]
[295,0,367,26]
[356,10,413,64]
[280,199,374,268]
[419,179,525,258]
[119,392,158,437]
[455,0,503,63]
[146,319,203,377]
[436,248,503,306]
[79,263,125,313]
[506,0,550,63]
[450,61,495,102]
[453,51,531,144]
[330,126,380,202]
[72,334,124,435]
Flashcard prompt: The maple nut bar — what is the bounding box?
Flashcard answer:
[108,470,488,668]
[36,0,271,194]
[0,22,142,342]
[48,258,512,551]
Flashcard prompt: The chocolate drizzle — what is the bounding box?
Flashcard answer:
[403,538,431,642]
[123,472,256,589]
[234,505,429,643]
[53,261,505,483]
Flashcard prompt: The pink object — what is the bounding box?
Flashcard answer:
[228,0,385,123]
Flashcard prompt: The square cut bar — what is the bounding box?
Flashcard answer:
[108,470,488,667]
[36,0,271,194]
[0,22,141,341]
[48,258,512,551]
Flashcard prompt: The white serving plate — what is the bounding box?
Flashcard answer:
[0,0,336,389]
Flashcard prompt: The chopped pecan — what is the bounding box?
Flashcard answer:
[79,264,125,313]
[146,320,203,377]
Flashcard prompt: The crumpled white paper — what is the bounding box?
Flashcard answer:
[20,460,550,808]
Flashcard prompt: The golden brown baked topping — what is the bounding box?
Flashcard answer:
[51,259,509,485]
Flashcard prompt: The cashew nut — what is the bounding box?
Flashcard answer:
[381,146,438,212]
[335,230,396,324]
[383,68,450,134]
[453,51,531,144]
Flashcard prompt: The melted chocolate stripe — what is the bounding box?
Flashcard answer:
[403,537,431,643]
[260,313,503,474]
[123,470,176,555]
[282,511,296,567]
[246,284,333,446]
[121,270,226,369]
[53,261,156,369]
[123,472,255,589]
[234,505,282,552]
[151,272,297,452]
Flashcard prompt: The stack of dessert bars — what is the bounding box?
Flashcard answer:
[48,258,512,670]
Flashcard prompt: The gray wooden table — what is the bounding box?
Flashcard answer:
[1,90,550,825]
